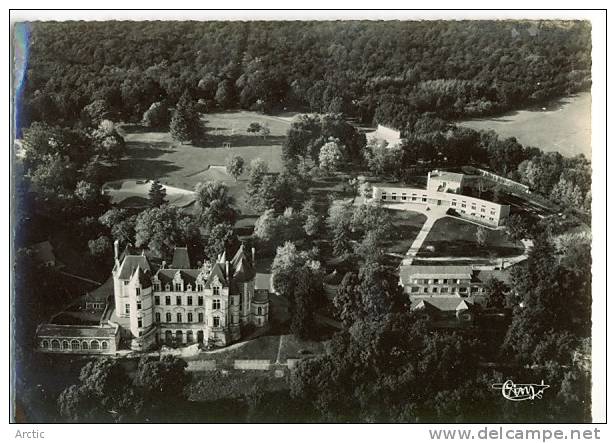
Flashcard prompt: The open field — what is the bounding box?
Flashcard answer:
[383,209,428,256]
[417,217,524,259]
[102,179,195,208]
[458,92,591,158]
[115,110,294,215]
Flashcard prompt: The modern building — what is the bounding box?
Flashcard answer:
[36,242,270,354]
[372,170,510,227]
[401,264,511,327]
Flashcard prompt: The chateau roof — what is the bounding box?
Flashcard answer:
[85,276,114,302]
[117,255,151,280]
[134,265,152,289]
[170,247,191,269]
[400,265,473,281]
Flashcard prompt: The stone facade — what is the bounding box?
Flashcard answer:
[113,244,268,350]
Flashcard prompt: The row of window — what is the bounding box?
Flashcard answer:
[155,312,209,324]
[154,295,223,308]
[381,193,427,203]
[41,339,110,351]
[412,278,468,285]
[152,283,220,293]
[409,286,486,294]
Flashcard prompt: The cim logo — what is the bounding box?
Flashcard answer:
[491,380,550,401]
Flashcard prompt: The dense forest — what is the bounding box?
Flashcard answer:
[19,20,591,133]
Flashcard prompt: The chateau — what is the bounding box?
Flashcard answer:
[36,242,269,354]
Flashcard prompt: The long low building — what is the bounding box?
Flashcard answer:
[372,186,510,227]
[36,323,120,354]
[372,170,510,227]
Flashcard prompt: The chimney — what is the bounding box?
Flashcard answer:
[114,239,119,260]
[225,260,229,277]
[161,261,166,269]
[251,247,255,263]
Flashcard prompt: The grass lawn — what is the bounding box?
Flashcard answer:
[203,333,282,365]
[417,217,524,259]
[277,334,326,364]
[188,370,289,402]
[383,209,427,255]
[115,110,293,216]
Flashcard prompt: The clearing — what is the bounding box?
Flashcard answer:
[416,217,525,259]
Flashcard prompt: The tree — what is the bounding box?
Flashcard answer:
[203,223,237,261]
[148,180,167,207]
[88,235,112,259]
[271,241,318,296]
[83,99,110,127]
[484,277,510,309]
[318,138,343,173]
[134,355,189,408]
[170,91,201,143]
[259,125,271,140]
[92,120,126,164]
[301,198,323,237]
[506,213,533,241]
[194,181,238,229]
[134,206,200,259]
[58,358,141,423]
[142,101,169,128]
[99,208,137,245]
[475,226,488,247]
[225,155,245,181]
[327,200,354,257]
[215,79,236,108]
[289,266,322,340]
[247,122,262,133]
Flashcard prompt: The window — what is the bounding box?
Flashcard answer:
[212,299,221,310]
[198,313,204,322]
[41,340,49,349]
[423,287,429,293]
[175,283,182,292]
[461,203,466,208]
[124,281,128,286]
[442,279,448,284]
[433,279,440,284]
[62,340,69,350]
[257,307,262,315]
[402,194,407,201]
[71,340,80,350]
[381,195,386,200]
[411,287,420,293]
[91,341,99,350]
[257,318,262,326]
[471,287,479,293]
[441,287,448,293]
[213,286,220,296]
[176,296,181,305]
[154,296,160,305]
[186,331,194,343]
[125,304,130,315]
[101,341,108,350]
[187,296,193,306]
[432,287,438,293]
[137,301,142,310]
[481,208,486,213]
[489,217,494,221]
[82,341,89,350]
[197,284,203,292]
[136,288,141,296]
[451,201,456,207]
[198,296,204,306]
[165,284,170,291]
[213,316,220,327]
[188,313,193,322]
[177,313,183,322]
[187,284,192,291]
[459,287,467,293]
[155,313,161,323]
[137,318,143,328]
[52,340,60,350]
[422,197,427,202]
[154,283,160,291]
[166,313,172,322]
[165,296,171,306]
[391,193,396,200]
